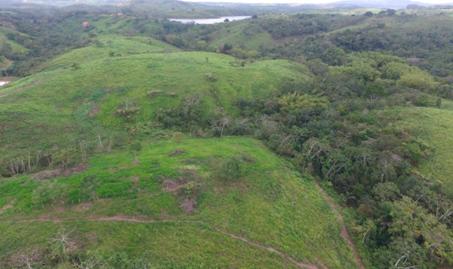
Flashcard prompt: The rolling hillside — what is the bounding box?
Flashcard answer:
[1,6,452,269]
[0,137,358,268]
[0,34,310,176]
[0,33,365,268]
[397,103,453,197]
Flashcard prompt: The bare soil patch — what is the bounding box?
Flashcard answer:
[0,204,13,214]
[73,201,93,212]
[8,248,45,269]
[163,179,187,192]
[88,104,100,117]
[169,149,186,156]
[32,163,88,180]
[180,198,196,214]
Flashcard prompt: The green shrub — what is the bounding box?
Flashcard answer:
[216,157,242,182]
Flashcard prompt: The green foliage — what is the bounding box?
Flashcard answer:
[216,157,243,182]
[386,197,453,267]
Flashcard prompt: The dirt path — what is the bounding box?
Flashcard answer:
[1,215,319,269]
[315,183,365,269]
[214,228,320,269]
[2,215,200,225]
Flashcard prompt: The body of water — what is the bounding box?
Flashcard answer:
[169,16,251,25]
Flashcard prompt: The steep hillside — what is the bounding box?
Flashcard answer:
[397,104,453,197]
[0,137,359,268]
[0,35,309,176]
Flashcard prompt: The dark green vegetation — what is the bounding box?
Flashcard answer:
[163,10,453,78]
[1,3,453,269]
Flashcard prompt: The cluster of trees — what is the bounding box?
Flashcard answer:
[330,15,453,77]
[250,57,452,267]
[0,9,97,75]
[151,11,453,79]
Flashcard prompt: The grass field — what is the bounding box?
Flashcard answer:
[0,137,358,268]
[0,35,310,171]
[396,105,453,197]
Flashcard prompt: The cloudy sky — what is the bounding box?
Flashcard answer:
[183,0,453,4]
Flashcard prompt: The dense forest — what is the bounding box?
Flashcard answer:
[0,2,452,269]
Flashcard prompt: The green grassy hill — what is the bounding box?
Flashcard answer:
[42,35,180,70]
[0,35,363,267]
[0,137,358,268]
[0,35,310,175]
[396,104,453,197]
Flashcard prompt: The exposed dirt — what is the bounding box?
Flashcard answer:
[162,179,187,192]
[130,176,140,187]
[162,178,197,214]
[86,215,158,223]
[8,248,45,268]
[169,149,186,157]
[180,198,196,214]
[0,204,13,214]
[315,182,365,269]
[32,163,88,180]
[88,104,100,117]
[31,169,62,180]
[73,201,93,212]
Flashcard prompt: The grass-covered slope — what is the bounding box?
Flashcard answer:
[0,36,309,174]
[397,104,453,197]
[43,35,179,70]
[0,137,357,268]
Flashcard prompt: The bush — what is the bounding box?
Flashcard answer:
[115,102,140,120]
[216,157,242,182]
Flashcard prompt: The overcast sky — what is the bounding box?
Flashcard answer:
[182,0,453,4]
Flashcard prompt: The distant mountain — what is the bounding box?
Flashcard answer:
[333,0,414,9]
[191,0,453,12]
[331,0,449,9]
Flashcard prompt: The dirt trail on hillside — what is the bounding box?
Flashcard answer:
[214,228,320,269]
[315,183,365,269]
[1,215,320,269]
